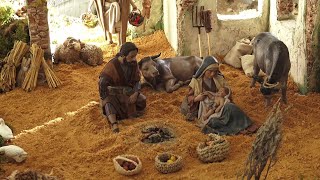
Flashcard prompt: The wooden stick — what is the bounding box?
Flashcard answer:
[198,33,202,58]
[207,33,211,55]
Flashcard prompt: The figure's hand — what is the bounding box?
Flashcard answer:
[129,92,139,104]
[177,81,184,86]
[195,94,206,102]
[202,91,210,96]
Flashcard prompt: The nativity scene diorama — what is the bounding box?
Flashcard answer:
[0,0,320,179]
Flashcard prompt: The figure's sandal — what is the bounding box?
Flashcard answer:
[111,122,119,133]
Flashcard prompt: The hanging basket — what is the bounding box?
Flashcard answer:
[113,154,142,176]
[155,153,183,174]
[81,12,98,28]
[196,134,230,163]
[129,9,144,27]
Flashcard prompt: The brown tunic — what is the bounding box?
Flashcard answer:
[99,57,145,119]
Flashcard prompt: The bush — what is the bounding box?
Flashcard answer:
[0,5,14,26]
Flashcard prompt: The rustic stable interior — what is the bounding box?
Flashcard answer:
[1,0,320,179]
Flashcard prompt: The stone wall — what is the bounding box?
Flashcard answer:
[306,0,318,77]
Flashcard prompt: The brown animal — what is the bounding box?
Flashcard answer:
[250,32,291,106]
[138,54,202,93]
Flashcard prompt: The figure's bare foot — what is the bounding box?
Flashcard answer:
[111,122,119,133]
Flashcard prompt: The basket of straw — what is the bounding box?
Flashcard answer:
[155,153,182,174]
[196,133,230,163]
[113,154,142,176]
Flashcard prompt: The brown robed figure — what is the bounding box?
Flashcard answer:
[93,0,136,45]
[99,42,146,133]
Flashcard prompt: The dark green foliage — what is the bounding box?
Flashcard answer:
[0,19,30,58]
[0,5,14,27]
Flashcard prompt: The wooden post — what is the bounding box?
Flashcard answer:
[119,0,130,46]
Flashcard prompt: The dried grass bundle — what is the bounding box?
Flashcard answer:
[42,58,62,88]
[241,99,289,180]
[0,41,29,91]
[22,44,43,91]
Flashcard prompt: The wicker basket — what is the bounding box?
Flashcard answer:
[113,154,142,176]
[196,134,230,163]
[155,153,183,174]
[81,12,98,28]
[129,10,144,27]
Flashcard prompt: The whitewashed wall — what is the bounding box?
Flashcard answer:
[164,0,269,57]
[49,0,90,17]
[269,0,307,93]
[163,0,178,51]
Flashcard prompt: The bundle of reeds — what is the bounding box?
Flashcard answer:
[0,41,29,91]
[42,58,62,88]
[22,44,43,91]
[242,99,290,180]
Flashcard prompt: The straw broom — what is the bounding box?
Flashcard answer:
[42,58,62,88]
[241,99,291,180]
[22,44,43,91]
[200,10,212,55]
[0,41,29,91]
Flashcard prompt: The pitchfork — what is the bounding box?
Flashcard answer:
[192,5,204,58]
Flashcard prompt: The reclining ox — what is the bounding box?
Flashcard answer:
[250,32,291,106]
[138,54,202,93]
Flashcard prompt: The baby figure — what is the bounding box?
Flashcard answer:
[202,87,229,120]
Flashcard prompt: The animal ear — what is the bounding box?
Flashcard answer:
[138,60,144,69]
[150,53,161,60]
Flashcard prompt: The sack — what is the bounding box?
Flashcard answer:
[0,145,27,163]
[224,38,253,68]
[113,154,142,176]
[240,55,265,77]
